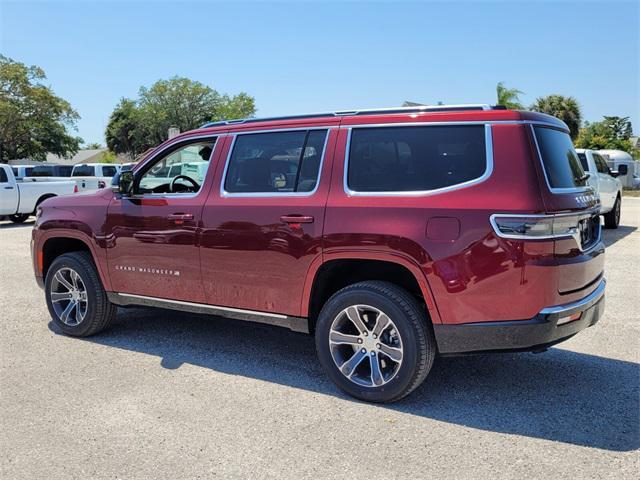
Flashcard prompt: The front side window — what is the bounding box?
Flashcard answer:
[59,166,72,176]
[138,139,216,194]
[224,130,327,194]
[347,125,487,192]
[533,126,587,189]
[0,168,7,182]
[593,154,609,174]
[577,153,589,171]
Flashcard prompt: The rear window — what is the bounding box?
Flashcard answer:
[533,127,587,189]
[72,165,95,176]
[347,125,487,192]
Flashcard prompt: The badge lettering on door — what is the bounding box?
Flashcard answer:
[114,265,180,276]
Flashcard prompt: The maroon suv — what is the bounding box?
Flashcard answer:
[32,105,606,402]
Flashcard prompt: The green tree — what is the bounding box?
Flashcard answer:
[105,77,256,157]
[0,55,82,162]
[575,116,635,153]
[496,82,524,109]
[84,142,103,149]
[530,94,582,139]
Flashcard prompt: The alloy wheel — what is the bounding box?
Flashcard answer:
[50,267,88,326]
[328,304,403,388]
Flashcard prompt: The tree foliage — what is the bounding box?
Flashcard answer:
[530,94,582,139]
[0,55,82,162]
[106,77,256,157]
[496,82,524,110]
[575,116,635,153]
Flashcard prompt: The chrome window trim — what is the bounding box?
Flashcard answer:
[343,124,494,197]
[343,120,567,129]
[131,133,222,200]
[219,127,331,198]
[489,210,602,252]
[529,124,591,194]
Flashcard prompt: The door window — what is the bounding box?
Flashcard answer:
[102,166,118,177]
[223,130,327,194]
[0,168,7,183]
[593,154,609,174]
[137,139,216,194]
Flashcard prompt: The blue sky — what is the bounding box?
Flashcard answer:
[1,0,638,144]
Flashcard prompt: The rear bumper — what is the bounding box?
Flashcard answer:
[434,278,606,355]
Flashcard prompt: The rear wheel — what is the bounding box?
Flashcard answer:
[8,214,29,223]
[603,195,621,229]
[45,252,116,337]
[315,281,435,403]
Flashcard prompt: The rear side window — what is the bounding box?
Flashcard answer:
[224,129,327,194]
[11,167,18,177]
[533,127,587,189]
[72,165,95,176]
[347,125,487,192]
[577,153,588,171]
[102,166,117,177]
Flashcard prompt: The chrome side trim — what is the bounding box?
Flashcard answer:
[109,292,309,333]
[540,278,606,315]
[343,124,494,197]
[219,127,330,198]
[343,120,567,130]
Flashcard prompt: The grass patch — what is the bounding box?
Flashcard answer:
[622,188,640,197]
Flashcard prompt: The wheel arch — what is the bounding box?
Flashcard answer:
[37,230,112,291]
[302,252,441,333]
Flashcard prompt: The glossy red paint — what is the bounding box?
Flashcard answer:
[32,108,605,332]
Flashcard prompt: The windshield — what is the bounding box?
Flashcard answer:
[534,127,587,189]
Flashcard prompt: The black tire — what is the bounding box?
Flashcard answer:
[8,214,29,223]
[45,251,116,337]
[315,281,435,403]
[603,195,621,229]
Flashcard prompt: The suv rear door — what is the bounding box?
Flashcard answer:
[200,127,337,316]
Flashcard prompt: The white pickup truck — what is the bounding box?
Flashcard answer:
[71,163,120,191]
[575,148,623,229]
[0,164,77,223]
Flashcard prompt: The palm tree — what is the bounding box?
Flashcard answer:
[496,82,524,109]
[530,95,582,139]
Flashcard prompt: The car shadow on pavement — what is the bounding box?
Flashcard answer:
[49,307,639,453]
[0,220,35,229]
[601,225,637,248]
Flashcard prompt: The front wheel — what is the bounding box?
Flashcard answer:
[315,281,435,403]
[45,251,116,337]
[603,196,621,229]
[8,214,29,223]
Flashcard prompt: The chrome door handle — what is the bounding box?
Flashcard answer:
[280,215,314,224]
[167,213,194,224]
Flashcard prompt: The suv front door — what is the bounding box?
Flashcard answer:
[200,127,336,317]
[105,135,221,303]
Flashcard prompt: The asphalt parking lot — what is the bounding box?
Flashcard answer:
[1,199,638,479]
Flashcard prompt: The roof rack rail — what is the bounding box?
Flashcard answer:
[199,104,507,129]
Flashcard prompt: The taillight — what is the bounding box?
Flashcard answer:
[490,211,600,250]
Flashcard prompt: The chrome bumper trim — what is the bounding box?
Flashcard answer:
[539,278,606,315]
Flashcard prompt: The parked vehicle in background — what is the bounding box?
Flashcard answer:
[71,163,120,190]
[576,148,622,228]
[32,105,606,402]
[597,149,638,188]
[0,164,77,223]
[27,164,73,178]
[11,165,35,179]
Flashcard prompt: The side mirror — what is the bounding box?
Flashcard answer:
[112,170,134,195]
[610,170,620,178]
[618,164,628,175]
